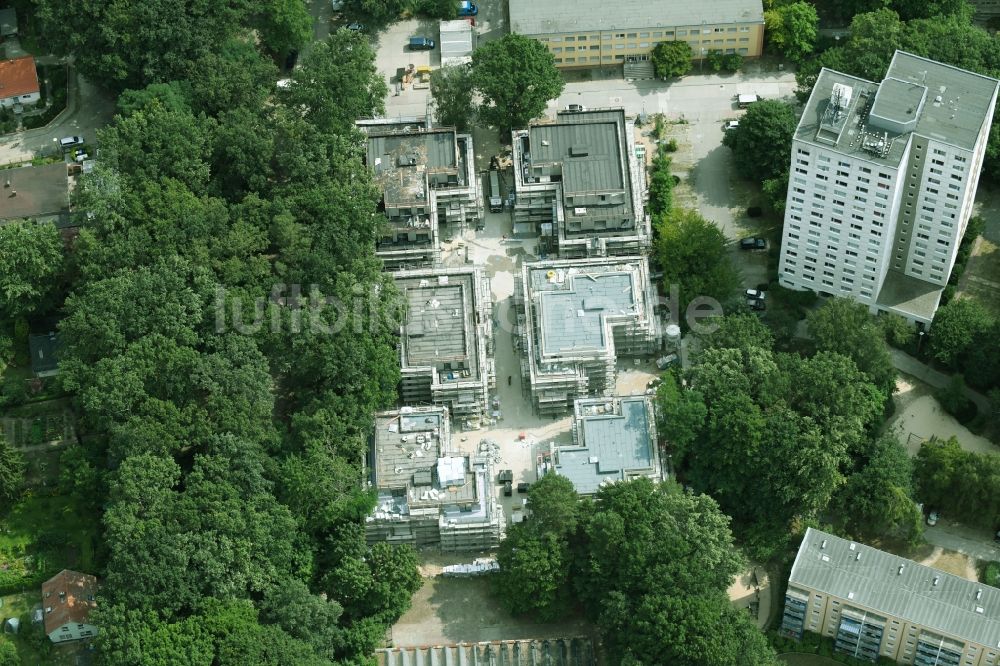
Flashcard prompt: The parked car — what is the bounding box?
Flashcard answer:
[517,482,530,494]
[565,103,586,112]
[739,236,767,251]
[59,136,84,149]
[655,354,679,370]
[331,0,345,9]
[926,509,939,526]
[994,528,1000,543]
[458,1,478,16]
[723,120,739,131]
[497,469,513,484]
[346,22,365,32]
[745,288,766,301]
[503,481,513,497]
[747,297,766,312]
[409,36,435,50]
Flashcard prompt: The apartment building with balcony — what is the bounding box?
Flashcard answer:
[365,406,504,551]
[514,257,661,415]
[393,266,495,425]
[509,0,764,69]
[360,119,481,270]
[512,108,649,258]
[777,51,999,327]
[780,528,1000,665]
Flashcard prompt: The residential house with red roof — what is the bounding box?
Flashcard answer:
[0,55,39,108]
[41,569,98,643]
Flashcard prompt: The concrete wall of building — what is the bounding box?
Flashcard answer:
[526,21,764,69]
[48,622,98,643]
[783,584,1000,666]
[0,91,39,107]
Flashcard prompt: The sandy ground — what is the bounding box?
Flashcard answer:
[725,566,771,630]
[917,546,978,581]
[389,576,591,648]
[887,375,995,456]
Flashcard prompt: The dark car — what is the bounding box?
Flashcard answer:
[517,482,530,494]
[283,49,298,71]
[458,1,478,16]
[498,469,513,484]
[409,36,435,50]
[740,236,767,251]
[503,481,513,497]
[346,22,365,32]
[747,297,765,311]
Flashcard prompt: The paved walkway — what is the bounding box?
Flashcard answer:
[889,348,991,414]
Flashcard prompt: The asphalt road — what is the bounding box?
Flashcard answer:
[0,71,115,166]
[924,521,1000,562]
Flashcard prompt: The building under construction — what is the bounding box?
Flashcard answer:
[393,266,495,424]
[377,638,596,666]
[539,396,661,495]
[514,257,661,415]
[511,108,649,258]
[366,406,504,551]
[362,120,481,270]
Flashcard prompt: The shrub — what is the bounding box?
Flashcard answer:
[722,53,743,72]
[882,313,917,351]
[936,375,977,424]
[706,49,725,72]
[662,138,678,152]
[983,561,1000,587]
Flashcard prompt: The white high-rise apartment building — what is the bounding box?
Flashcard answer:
[777,51,999,327]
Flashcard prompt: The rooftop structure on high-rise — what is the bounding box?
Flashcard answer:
[777,51,999,327]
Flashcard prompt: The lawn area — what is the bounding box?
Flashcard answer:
[956,236,1000,317]
[0,490,100,597]
[0,591,54,665]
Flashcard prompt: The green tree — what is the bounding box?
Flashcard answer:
[186,40,280,118]
[0,641,17,666]
[431,64,476,131]
[616,593,780,666]
[723,100,797,182]
[651,41,693,79]
[470,34,565,135]
[281,31,388,134]
[254,0,313,56]
[0,434,25,504]
[764,1,819,63]
[576,479,751,662]
[494,526,573,621]
[526,473,581,534]
[913,437,1000,527]
[882,312,917,350]
[655,208,740,308]
[936,374,976,422]
[346,0,407,23]
[807,298,896,399]
[722,52,744,72]
[323,542,422,624]
[412,0,459,19]
[0,220,64,322]
[701,313,774,352]
[835,435,922,544]
[34,0,253,91]
[654,374,707,464]
[647,147,675,216]
[929,298,994,368]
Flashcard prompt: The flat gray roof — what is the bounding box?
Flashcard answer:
[527,110,635,232]
[537,271,636,356]
[394,268,480,379]
[367,129,457,173]
[510,0,763,35]
[875,269,943,323]
[797,52,999,165]
[371,408,478,510]
[790,528,1000,647]
[555,397,657,494]
[887,51,999,151]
